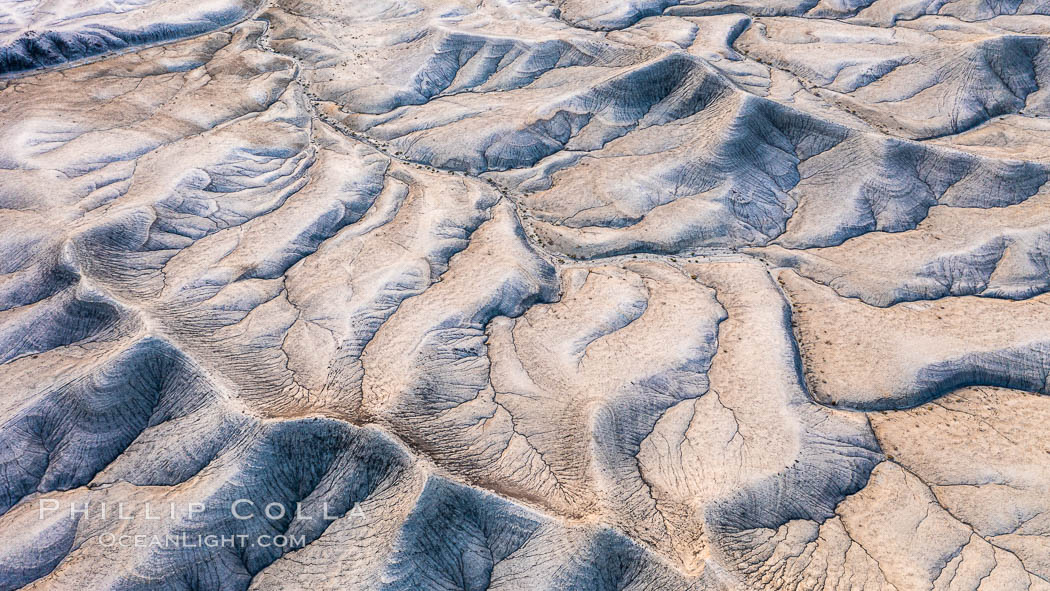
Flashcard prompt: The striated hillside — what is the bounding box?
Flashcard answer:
[0,1,1049,590]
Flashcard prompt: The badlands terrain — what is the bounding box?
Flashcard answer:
[1,0,1050,589]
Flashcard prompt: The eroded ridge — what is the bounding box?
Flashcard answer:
[0,0,1048,590]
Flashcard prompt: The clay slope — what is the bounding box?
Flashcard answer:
[0,1,1049,590]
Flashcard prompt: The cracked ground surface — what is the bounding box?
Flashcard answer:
[1,0,1049,589]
